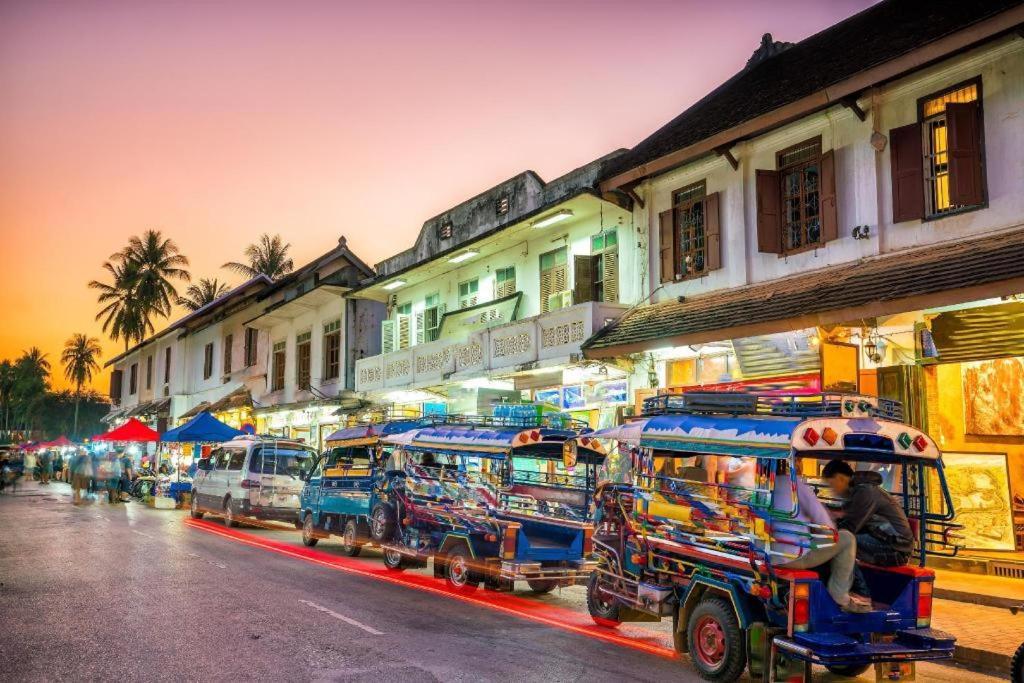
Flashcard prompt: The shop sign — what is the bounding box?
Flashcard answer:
[383,349,414,388]
[355,355,384,392]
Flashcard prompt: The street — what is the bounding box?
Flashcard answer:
[0,482,1002,683]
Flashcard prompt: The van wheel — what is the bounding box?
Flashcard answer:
[382,546,406,571]
[527,578,557,594]
[340,519,362,557]
[370,503,396,542]
[825,664,872,678]
[301,513,319,547]
[687,596,746,682]
[444,544,480,594]
[223,498,239,528]
[190,494,204,519]
[587,572,622,628]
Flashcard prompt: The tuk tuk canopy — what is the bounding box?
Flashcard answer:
[383,425,568,457]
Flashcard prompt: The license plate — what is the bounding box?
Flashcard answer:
[875,661,915,681]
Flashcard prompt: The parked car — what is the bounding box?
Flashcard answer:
[191,436,316,527]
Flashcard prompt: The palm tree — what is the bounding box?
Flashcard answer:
[177,278,231,312]
[61,334,102,439]
[114,229,190,317]
[13,348,50,434]
[89,260,150,351]
[0,360,14,434]
[223,233,294,280]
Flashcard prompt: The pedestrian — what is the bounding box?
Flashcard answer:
[39,450,52,485]
[71,449,92,505]
[105,452,122,504]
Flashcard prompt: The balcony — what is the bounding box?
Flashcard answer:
[355,301,627,393]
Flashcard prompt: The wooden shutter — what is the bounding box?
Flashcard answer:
[819,149,838,242]
[381,320,396,354]
[658,209,674,283]
[540,269,553,313]
[415,311,425,345]
[109,370,123,401]
[573,255,593,304]
[946,102,984,207]
[603,250,619,302]
[397,314,411,350]
[755,169,781,253]
[703,192,722,271]
[889,122,925,223]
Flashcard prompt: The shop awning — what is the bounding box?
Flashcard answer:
[161,412,245,443]
[126,397,171,418]
[94,418,160,442]
[101,407,127,424]
[179,402,211,421]
[206,386,252,414]
[583,229,1024,358]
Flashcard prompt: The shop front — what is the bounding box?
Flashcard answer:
[254,401,342,450]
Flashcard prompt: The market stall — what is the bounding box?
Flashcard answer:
[158,411,245,506]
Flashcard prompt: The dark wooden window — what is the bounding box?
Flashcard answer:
[203,343,214,380]
[574,232,619,303]
[322,320,341,381]
[271,341,286,392]
[244,327,258,367]
[110,369,123,403]
[163,347,171,384]
[223,334,233,377]
[658,180,722,281]
[756,137,837,254]
[296,331,311,390]
[145,355,153,390]
[129,363,138,395]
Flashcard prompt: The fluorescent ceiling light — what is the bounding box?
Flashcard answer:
[448,250,479,264]
[531,209,573,228]
[382,279,406,291]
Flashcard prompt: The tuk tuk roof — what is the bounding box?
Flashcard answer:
[382,425,572,457]
[640,413,801,458]
[324,419,434,446]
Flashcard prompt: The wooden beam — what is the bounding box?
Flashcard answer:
[715,145,739,171]
[622,185,645,210]
[840,95,868,122]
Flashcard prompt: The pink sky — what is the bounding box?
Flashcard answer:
[0,0,874,390]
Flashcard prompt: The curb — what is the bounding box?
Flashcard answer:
[935,586,1024,610]
[953,643,1012,677]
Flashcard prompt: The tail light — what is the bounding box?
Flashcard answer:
[917,581,933,627]
[792,582,810,633]
[240,479,256,489]
[502,523,520,560]
[583,525,594,555]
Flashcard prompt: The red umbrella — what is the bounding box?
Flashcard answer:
[48,436,73,447]
[94,418,160,442]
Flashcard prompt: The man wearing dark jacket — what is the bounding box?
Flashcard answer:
[823,459,914,566]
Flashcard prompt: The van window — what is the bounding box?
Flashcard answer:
[250,446,315,478]
[226,448,246,471]
[212,448,231,469]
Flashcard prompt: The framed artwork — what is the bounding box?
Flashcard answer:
[963,358,1024,436]
[935,452,1015,550]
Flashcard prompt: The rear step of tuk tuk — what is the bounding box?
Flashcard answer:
[771,627,956,666]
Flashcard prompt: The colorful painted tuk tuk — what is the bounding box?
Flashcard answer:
[585,392,959,682]
[370,414,603,593]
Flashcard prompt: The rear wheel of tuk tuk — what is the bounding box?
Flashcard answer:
[586,573,622,628]
[301,513,319,547]
[370,503,396,542]
[527,578,557,594]
[340,519,362,557]
[824,664,871,678]
[382,546,407,571]
[443,544,480,594]
[687,596,746,682]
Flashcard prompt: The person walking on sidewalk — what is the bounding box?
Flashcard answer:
[71,449,92,505]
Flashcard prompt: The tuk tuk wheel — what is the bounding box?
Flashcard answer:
[301,514,319,547]
[687,596,746,682]
[340,519,362,557]
[527,578,557,594]
[1010,640,1022,683]
[190,494,204,520]
[825,664,871,678]
[382,546,407,572]
[444,544,480,593]
[586,572,622,628]
[370,503,396,542]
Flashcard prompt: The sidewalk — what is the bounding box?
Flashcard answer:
[932,597,1022,675]
[934,567,1024,609]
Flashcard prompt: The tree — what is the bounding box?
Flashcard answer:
[177,278,231,312]
[12,348,50,434]
[114,229,190,317]
[61,334,102,439]
[89,260,150,350]
[0,360,14,435]
[223,233,294,280]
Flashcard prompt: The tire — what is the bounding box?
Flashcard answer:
[382,546,406,572]
[527,578,557,594]
[370,503,396,542]
[686,596,746,682]
[444,544,480,594]
[301,513,319,547]
[1010,640,1023,683]
[340,519,362,557]
[825,664,872,678]
[586,572,622,628]
[190,494,204,519]
[223,497,239,528]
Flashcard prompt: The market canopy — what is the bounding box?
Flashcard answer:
[47,436,73,448]
[94,418,160,443]
[160,411,244,443]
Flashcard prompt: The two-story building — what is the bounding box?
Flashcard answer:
[351,154,639,427]
[583,0,1024,557]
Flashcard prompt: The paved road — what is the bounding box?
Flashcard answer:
[0,482,1002,683]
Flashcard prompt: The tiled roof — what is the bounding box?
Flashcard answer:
[582,229,1024,357]
[601,0,1023,184]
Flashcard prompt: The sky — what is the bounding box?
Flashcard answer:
[0,0,875,391]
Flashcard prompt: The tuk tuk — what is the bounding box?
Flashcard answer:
[585,392,959,682]
[370,413,603,593]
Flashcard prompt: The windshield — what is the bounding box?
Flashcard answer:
[251,446,316,478]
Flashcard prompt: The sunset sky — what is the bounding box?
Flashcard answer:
[0,0,874,391]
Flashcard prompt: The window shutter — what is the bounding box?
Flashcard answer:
[397,314,411,349]
[658,209,674,283]
[602,250,619,303]
[946,102,984,207]
[381,320,396,354]
[540,269,553,313]
[553,264,567,295]
[703,192,722,271]
[755,169,781,254]
[819,149,838,243]
[573,255,593,304]
[415,311,425,345]
[889,122,925,223]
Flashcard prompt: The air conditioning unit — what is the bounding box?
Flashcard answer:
[547,291,572,311]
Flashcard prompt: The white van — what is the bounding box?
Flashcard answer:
[190,436,317,527]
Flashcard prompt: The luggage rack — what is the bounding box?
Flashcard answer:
[641,391,905,422]
[436,412,591,432]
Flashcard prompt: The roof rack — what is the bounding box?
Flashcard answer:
[434,412,590,432]
[641,391,905,422]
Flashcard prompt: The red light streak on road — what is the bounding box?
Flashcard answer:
[184,517,677,659]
